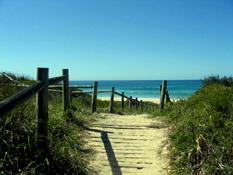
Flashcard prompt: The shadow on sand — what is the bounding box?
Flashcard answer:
[87,128,122,175]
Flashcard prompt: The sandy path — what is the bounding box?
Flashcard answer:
[87,114,169,175]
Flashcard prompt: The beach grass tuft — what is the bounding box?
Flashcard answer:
[0,73,93,174]
[154,76,233,174]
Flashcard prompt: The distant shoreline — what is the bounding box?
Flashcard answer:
[71,80,201,100]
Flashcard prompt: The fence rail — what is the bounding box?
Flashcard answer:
[0,68,70,153]
[0,68,171,155]
[0,81,44,117]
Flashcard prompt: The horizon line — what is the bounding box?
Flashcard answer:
[70,79,202,81]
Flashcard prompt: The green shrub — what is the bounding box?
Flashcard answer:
[162,84,233,174]
[203,76,233,87]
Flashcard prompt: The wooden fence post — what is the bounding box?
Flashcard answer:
[129,96,132,111]
[109,87,115,113]
[135,98,138,110]
[121,92,124,110]
[36,68,49,152]
[62,69,69,112]
[91,81,98,113]
[160,80,167,110]
[140,100,143,112]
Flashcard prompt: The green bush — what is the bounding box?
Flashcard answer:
[162,84,233,174]
[203,76,233,87]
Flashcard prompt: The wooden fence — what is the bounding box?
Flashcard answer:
[0,68,70,153]
[71,84,157,113]
[0,68,171,154]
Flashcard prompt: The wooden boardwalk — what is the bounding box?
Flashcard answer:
[87,114,169,175]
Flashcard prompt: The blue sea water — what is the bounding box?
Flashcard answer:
[70,80,202,99]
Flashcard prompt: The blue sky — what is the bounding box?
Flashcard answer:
[0,0,233,80]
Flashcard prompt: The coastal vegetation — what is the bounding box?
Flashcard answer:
[156,76,233,174]
[0,74,94,174]
[2,72,233,175]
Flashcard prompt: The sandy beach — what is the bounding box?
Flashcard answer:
[98,97,180,104]
[98,97,161,104]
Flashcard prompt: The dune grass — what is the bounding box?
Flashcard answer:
[153,77,233,174]
[0,74,94,174]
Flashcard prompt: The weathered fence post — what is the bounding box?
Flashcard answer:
[140,100,143,112]
[109,87,115,113]
[121,92,124,110]
[135,98,138,110]
[129,96,132,111]
[62,69,70,112]
[160,80,167,110]
[91,81,98,113]
[36,68,49,152]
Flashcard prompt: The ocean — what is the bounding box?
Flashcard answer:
[70,80,202,99]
